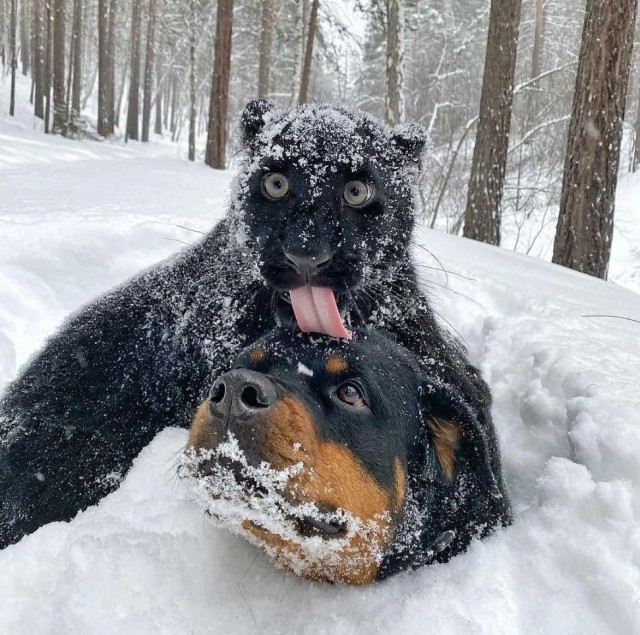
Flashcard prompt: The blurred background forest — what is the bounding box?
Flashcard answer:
[1,0,639,277]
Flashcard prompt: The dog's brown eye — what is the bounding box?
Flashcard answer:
[343,180,372,207]
[336,382,366,408]
[263,173,289,200]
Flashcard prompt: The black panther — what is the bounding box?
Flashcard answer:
[184,327,511,584]
[0,100,491,548]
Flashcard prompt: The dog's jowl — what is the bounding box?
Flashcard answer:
[184,328,512,584]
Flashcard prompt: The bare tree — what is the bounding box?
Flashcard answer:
[526,0,545,120]
[19,0,29,75]
[126,0,143,141]
[155,35,163,136]
[634,76,640,172]
[9,0,17,116]
[290,0,306,106]
[97,0,111,136]
[205,0,234,169]
[44,1,53,133]
[71,0,83,117]
[463,0,523,245]
[386,0,405,125]
[142,0,157,142]
[33,0,45,119]
[258,0,276,98]
[107,0,117,131]
[188,0,197,161]
[552,0,638,279]
[298,0,319,104]
[52,0,67,134]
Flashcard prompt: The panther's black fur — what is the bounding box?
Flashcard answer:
[0,101,492,548]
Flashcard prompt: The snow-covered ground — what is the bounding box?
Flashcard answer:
[1,106,640,633]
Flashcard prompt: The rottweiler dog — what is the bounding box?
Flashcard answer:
[184,328,512,585]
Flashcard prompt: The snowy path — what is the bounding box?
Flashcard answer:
[1,124,639,634]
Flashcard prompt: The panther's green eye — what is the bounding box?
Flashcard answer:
[262,173,289,200]
[343,180,373,207]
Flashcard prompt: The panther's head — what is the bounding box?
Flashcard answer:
[230,100,429,337]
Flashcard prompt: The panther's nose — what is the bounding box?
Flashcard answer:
[284,251,333,281]
[209,369,278,418]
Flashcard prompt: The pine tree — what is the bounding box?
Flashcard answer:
[463,0,523,245]
[552,0,638,279]
[205,0,234,169]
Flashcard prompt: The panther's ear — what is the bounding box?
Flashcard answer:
[240,99,277,147]
[420,380,503,497]
[391,123,429,165]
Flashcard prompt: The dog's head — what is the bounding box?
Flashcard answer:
[184,328,511,584]
[230,100,429,329]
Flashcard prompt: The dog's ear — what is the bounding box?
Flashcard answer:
[391,123,430,166]
[240,99,277,147]
[420,379,503,498]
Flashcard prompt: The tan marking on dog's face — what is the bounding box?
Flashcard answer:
[392,458,406,513]
[248,347,266,364]
[325,355,348,375]
[240,396,396,585]
[428,418,461,482]
[188,400,217,449]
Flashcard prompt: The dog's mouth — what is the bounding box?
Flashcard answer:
[296,515,346,537]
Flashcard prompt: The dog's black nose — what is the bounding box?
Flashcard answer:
[284,251,333,280]
[209,369,277,418]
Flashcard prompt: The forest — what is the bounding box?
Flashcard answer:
[1,0,639,279]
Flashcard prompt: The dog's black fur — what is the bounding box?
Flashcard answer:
[188,327,511,583]
[0,101,492,548]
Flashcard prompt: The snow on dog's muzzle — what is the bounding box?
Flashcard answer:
[182,388,405,584]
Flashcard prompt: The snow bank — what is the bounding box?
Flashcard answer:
[1,113,640,633]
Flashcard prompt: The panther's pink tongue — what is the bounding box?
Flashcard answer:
[289,286,352,339]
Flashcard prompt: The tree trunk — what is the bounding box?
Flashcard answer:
[142,0,157,142]
[463,0,523,246]
[20,0,29,75]
[526,0,545,121]
[552,0,638,279]
[9,0,17,116]
[71,0,82,116]
[257,0,276,98]
[107,0,117,131]
[386,0,405,125]
[126,0,142,142]
[634,77,640,172]
[52,0,67,135]
[97,0,110,136]
[289,0,305,106]
[154,36,163,135]
[33,0,44,118]
[71,0,83,117]
[44,1,53,133]
[298,0,319,104]
[189,35,196,161]
[205,0,234,169]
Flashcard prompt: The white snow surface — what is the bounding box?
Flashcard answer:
[1,118,640,634]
